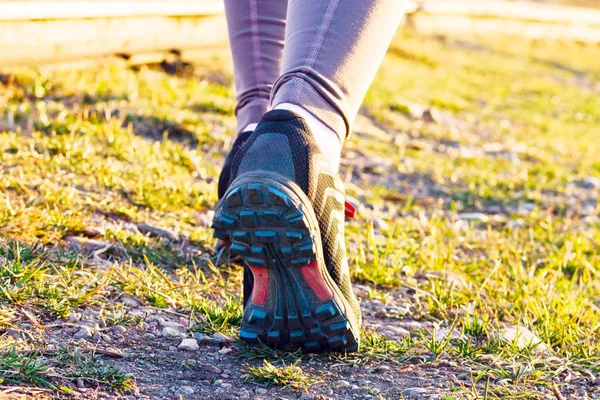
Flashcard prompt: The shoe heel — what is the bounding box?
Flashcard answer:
[213,176,359,353]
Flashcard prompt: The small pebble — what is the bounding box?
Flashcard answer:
[434,328,464,341]
[73,326,93,339]
[162,327,185,339]
[206,365,223,374]
[496,325,548,354]
[334,380,351,387]
[119,295,140,308]
[218,347,233,356]
[582,176,600,189]
[6,328,28,341]
[68,313,82,322]
[212,332,234,344]
[456,373,469,381]
[175,386,195,396]
[137,223,178,241]
[372,365,390,373]
[194,332,220,346]
[178,338,200,351]
[128,309,146,318]
[402,387,428,397]
[113,325,127,334]
[458,212,489,222]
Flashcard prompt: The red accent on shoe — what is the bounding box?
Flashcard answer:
[300,260,333,301]
[248,266,268,306]
[344,201,357,219]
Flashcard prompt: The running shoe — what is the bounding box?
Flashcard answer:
[212,109,361,352]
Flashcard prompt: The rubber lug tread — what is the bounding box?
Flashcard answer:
[214,179,359,352]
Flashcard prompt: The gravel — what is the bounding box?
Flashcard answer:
[458,212,489,222]
[497,325,549,354]
[212,332,234,345]
[334,380,351,387]
[377,325,410,339]
[73,326,93,339]
[582,176,600,189]
[434,328,465,341]
[7,328,29,341]
[137,223,178,241]
[218,347,233,356]
[175,386,195,396]
[64,236,111,251]
[194,332,221,346]
[402,387,429,398]
[178,338,200,351]
[113,325,127,334]
[119,295,141,308]
[162,327,187,339]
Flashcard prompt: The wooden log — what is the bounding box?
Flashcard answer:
[407,0,600,43]
[0,0,224,21]
[407,14,600,43]
[417,1,600,26]
[4,0,599,69]
[1,14,228,67]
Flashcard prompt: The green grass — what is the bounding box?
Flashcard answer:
[246,360,317,390]
[0,348,133,393]
[55,349,135,391]
[1,30,600,397]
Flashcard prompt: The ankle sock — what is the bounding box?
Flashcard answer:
[274,103,341,171]
[242,123,258,133]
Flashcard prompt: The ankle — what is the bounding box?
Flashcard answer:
[242,123,258,132]
[274,103,341,171]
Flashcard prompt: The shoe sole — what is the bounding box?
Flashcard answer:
[213,171,360,353]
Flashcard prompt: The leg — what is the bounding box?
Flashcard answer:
[219,0,287,199]
[220,1,288,306]
[224,0,287,134]
[272,0,406,142]
[214,0,405,353]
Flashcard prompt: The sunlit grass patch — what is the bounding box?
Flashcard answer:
[0,348,134,393]
[54,348,135,392]
[0,350,54,388]
[360,331,412,356]
[246,359,317,390]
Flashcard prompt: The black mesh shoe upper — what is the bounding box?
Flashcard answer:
[218,130,254,200]
[217,129,254,306]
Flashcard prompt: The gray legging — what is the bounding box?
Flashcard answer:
[224,0,406,141]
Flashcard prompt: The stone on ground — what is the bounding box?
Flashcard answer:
[497,325,549,354]
[178,338,199,351]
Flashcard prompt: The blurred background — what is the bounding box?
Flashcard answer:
[0,1,600,399]
[1,0,599,69]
